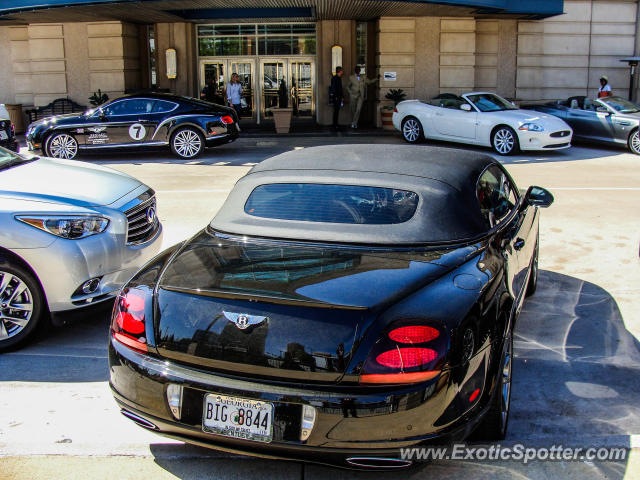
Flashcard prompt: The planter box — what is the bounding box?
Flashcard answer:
[381,108,394,131]
[271,107,293,133]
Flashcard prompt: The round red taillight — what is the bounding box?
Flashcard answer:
[220,115,234,124]
[376,348,438,368]
[116,311,145,334]
[388,326,440,344]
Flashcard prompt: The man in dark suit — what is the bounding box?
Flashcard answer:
[330,66,344,131]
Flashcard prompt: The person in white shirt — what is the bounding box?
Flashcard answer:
[226,73,243,116]
[598,76,612,98]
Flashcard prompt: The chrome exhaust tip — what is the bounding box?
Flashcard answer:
[346,457,413,469]
[121,409,158,430]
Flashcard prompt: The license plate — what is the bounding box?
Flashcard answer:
[0,131,7,140]
[203,393,273,443]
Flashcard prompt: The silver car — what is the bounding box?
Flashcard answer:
[0,147,163,350]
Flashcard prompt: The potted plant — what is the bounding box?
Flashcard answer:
[271,78,293,133]
[381,89,406,130]
[89,89,109,107]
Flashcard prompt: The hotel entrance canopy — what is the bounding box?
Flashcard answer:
[0,1,565,24]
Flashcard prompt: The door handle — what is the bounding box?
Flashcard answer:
[514,238,526,251]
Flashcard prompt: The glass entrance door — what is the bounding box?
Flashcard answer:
[261,61,285,118]
[290,61,313,117]
[260,58,314,119]
[200,59,257,121]
[230,60,255,118]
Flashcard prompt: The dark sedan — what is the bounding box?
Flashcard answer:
[108,145,553,470]
[26,93,239,160]
[0,104,18,152]
[526,95,640,155]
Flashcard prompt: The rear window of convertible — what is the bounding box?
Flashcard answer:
[244,183,419,224]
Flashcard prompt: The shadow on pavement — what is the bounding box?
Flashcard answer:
[141,270,638,480]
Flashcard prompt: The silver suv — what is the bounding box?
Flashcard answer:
[0,147,163,350]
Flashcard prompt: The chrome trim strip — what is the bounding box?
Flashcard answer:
[79,141,168,149]
[152,114,220,139]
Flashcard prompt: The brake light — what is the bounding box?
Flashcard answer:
[111,288,148,353]
[388,326,439,344]
[359,321,447,385]
[376,348,438,368]
[220,115,234,124]
[393,107,398,113]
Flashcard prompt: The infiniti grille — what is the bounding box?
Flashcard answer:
[123,192,159,245]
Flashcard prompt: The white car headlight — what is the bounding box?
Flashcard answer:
[519,123,544,132]
[16,215,109,239]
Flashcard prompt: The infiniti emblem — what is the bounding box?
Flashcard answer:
[146,206,156,224]
[223,311,268,330]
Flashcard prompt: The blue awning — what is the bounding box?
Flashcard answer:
[0,0,565,18]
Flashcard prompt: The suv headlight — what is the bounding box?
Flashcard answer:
[519,123,544,132]
[16,215,109,239]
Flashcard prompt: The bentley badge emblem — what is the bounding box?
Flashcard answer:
[223,311,268,330]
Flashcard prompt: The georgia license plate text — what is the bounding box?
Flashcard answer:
[203,393,273,443]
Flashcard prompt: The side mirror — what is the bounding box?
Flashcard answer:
[524,186,554,208]
[460,104,472,112]
[596,106,610,115]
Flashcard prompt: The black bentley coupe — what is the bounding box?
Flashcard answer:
[108,145,553,469]
[26,93,239,159]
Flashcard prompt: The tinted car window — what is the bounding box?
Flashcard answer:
[152,100,177,113]
[476,166,517,227]
[244,184,419,225]
[103,99,155,116]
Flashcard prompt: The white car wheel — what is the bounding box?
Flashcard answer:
[171,127,204,159]
[492,127,518,156]
[628,130,640,155]
[402,117,423,144]
[46,133,78,160]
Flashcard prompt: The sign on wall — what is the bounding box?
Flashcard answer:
[331,45,342,75]
[383,72,397,81]
[166,48,177,79]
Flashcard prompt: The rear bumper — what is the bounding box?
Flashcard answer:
[109,338,489,469]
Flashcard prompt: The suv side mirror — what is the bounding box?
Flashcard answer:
[524,186,554,208]
[460,104,472,112]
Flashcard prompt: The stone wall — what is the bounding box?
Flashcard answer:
[517,0,639,101]
[1,21,141,109]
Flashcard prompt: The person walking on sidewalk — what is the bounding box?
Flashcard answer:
[226,73,243,116]
[598,75,613,98]
[347,66,378,129]
[330,67,344,131]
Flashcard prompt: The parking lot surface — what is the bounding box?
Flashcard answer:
[1,136,639,479]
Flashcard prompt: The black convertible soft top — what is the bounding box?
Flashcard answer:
[211,145,497,245]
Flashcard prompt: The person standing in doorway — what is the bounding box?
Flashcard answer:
[330,66,344,131]
[347,66,378,129]
[227,73,243,116]
[598,75,613,98]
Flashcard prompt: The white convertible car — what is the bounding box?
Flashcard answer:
[392,92,573,155]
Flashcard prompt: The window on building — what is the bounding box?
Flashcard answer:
[197,23,316,57]
[148,25,156,88]
[356,22,367,75]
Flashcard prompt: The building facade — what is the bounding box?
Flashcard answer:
[1,0,639,127]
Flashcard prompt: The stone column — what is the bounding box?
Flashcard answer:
[440,18,476,95]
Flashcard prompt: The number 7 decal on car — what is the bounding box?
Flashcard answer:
[129,123,146,141]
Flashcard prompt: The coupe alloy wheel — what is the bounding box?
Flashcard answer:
[402,118,422,143]
[629,130,640,155]
[173,129,203,158]
[493,128,516,155]
[48,134,78,159]
[0,271,34,340]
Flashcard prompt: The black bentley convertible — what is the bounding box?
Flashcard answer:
[108,145,553,469]
[26,93,239,159]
